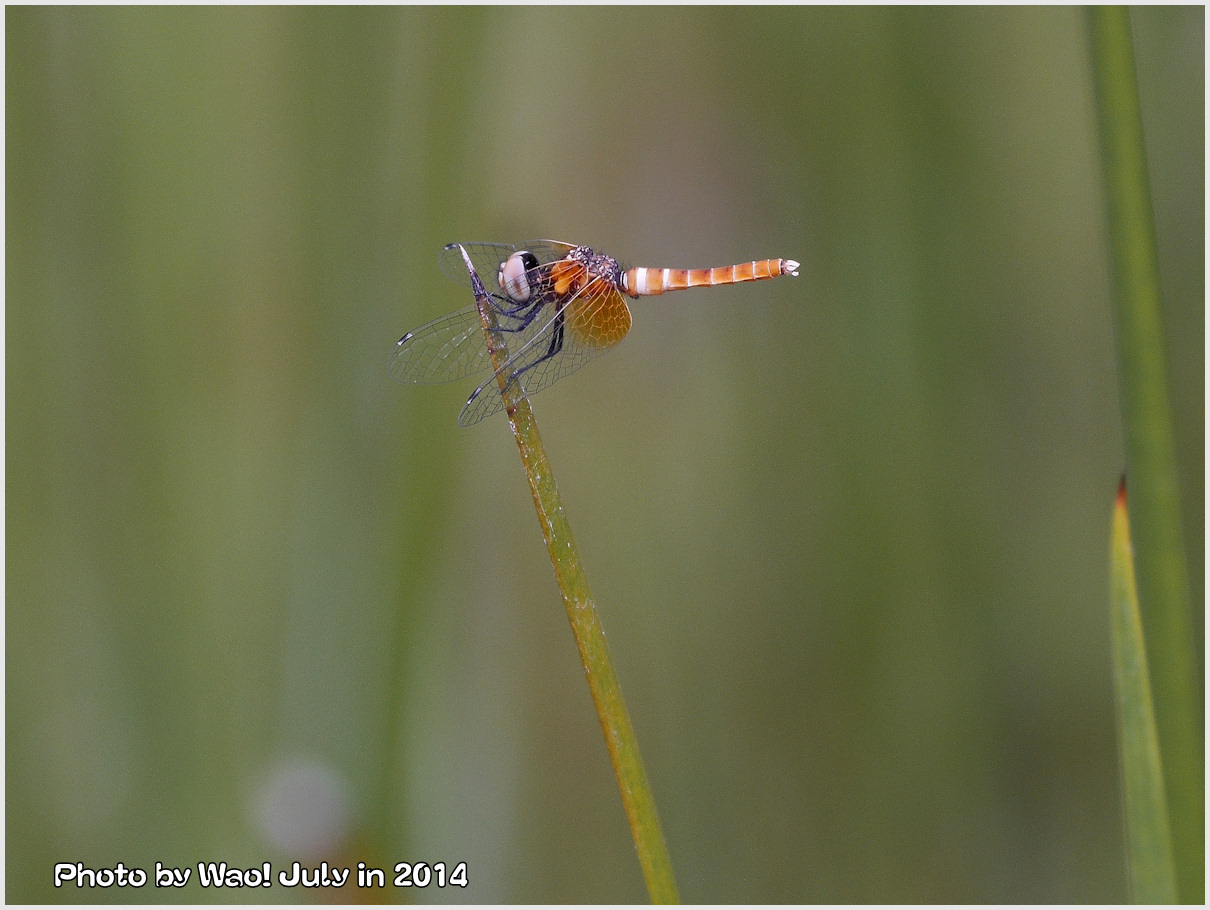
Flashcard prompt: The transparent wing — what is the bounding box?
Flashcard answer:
[437,240,577,288]
[389,240,582,385]
[392,240,626,425]
[388,304,496,384]
[456,280,624,427]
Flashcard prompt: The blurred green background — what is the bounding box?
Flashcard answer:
[7,6,1202,903]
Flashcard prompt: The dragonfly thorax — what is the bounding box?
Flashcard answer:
[568,245,623,289]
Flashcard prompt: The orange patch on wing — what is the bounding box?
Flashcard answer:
[550,259,585,297]
[567,285,632,348]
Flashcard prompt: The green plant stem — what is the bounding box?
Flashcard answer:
[461,248,679,904]
[1086,8,1202,903]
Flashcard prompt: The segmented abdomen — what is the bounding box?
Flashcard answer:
[622,258,800,297]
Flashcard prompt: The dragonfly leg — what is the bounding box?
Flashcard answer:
[461,302,566,423]
[506,304,566,388]
[492,294,549,333]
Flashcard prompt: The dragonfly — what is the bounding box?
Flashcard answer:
[389,240,800,426]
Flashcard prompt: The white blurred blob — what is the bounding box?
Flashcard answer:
[250,756,352,859]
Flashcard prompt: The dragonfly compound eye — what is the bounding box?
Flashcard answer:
[497,250,541,302]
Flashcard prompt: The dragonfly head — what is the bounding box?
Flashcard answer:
[497,250,541,303]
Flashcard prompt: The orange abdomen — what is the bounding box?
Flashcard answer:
[623,258,800,297]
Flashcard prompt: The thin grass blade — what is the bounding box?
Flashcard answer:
[1110,478,1178,903]
[1086,9,1203,901]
